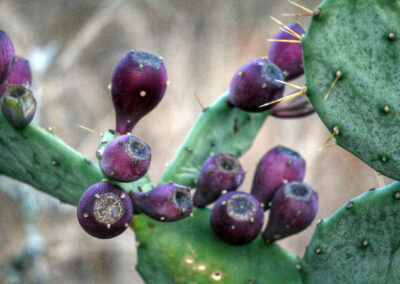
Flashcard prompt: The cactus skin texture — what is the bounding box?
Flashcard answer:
[133,208,301,284]
[268,23,305,81]
[111,51,168,134]
[161,90,270,187]
[301,181,400,284]
[302,0,400,180]
[0,56,32,97]
[193,153,245,207]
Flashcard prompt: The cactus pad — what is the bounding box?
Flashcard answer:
[302,0,400,179]
[134,208,301,284]
[301,181,400,283]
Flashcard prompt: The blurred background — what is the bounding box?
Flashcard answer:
[0,0,392,283]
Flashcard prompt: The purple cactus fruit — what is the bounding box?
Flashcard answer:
[77,181,133,239]
[193,153,245,207]
[268,23,305,81]
[271,91,315,118]
[250,146,305,210]
[262,182,318,243]
[0,84,36,128]
[226,58,285,112]
[100,134,151,182]
[0,56,32,97]
[111,51,168,134]
[130,183,193,222]
[0,30,15,85]
[210,191,264,246]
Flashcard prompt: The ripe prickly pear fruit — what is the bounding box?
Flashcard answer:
[268,23,305,81]
[250,146,305,210]
[262,182,318,243]
[77,181,133,239]
[0,30,15,85]
[0,56,32,97]
[130,183,193,222]
[271,91,315,118]
[226,58,285,112]
[0,84,36,128]
[111,51,168,134]
[100,134,151,182]
[193,153,245,207]
[210,191,264,246]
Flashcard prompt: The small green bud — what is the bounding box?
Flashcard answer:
[0,84,36,128]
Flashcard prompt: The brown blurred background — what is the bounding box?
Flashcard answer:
[0,0,392,283]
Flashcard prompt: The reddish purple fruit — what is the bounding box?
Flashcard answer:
[271,91,315,118]
[194,153,245,207]
[268,23,305,81]
[0,30,15,85]
[130,183,193,222]
[77,181,133,239]
[250,145,305,210]
[226,58,285,112]
[0,56,32,97]
[111,51,168,134]
[100,134,151,182]
[210,191,264,246]
[262,182,318,243]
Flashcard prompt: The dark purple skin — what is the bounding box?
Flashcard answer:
[111,51,168,134]
[100,134,151,182]
[130,183,193,222]
[0,56,32,97]
[194,153,245,207]
[250,145,305,210]
[271,91,315,118]
[210,191,264,246]
[0,30,15,85]
[268,23,305,81]
[262,182,318,243]
[226,58,285,112]
[77,181,133,239]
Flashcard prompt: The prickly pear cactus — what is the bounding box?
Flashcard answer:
[302,0,400,179]
[134,91,302,283]
[301,182,400,284]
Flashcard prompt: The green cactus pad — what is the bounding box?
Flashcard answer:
[301,181,400,283]
[134,208,302,284]
[302,0,400,179]
[160,90,269,186]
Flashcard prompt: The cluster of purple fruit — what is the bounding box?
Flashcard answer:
[0,30,35,129]
[195,146,318,246]
[77,50,194,239]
